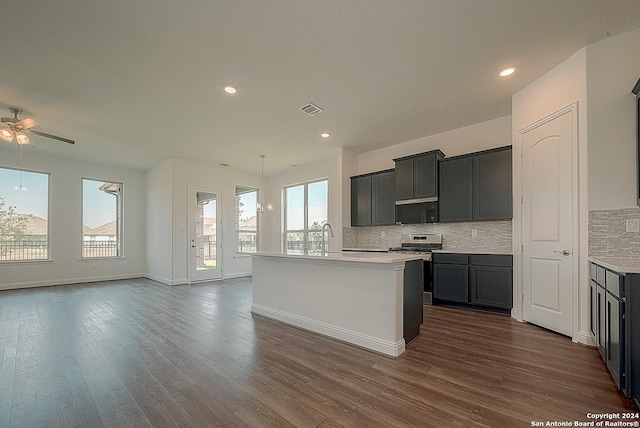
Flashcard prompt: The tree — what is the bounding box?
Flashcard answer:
[0,197,27,256]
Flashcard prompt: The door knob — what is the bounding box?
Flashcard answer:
[553,249,570,256]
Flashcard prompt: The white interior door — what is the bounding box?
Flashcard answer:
[521,109,575,336]
[189,185,222,282]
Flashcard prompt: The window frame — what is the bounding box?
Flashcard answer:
[80,177,124,260]
[235,185,259,256]
[0,166,51,264]
[282,178,328,254]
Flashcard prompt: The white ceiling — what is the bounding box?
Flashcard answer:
[1,0,639,175]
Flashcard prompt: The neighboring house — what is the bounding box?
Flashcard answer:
[15,214,48,242]
[83,220,117,241]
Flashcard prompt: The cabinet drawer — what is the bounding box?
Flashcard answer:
[469,254,512,267]
[590,263,597,281]
[432,253,468,264]
[606,271,625,299]
[596,266,606,286]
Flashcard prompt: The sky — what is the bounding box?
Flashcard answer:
[0,168,49,219]
[82,179,117,228]
[285,180,328,230]
[238,191,256,221]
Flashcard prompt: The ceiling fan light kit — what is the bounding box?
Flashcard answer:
[0,107,75,145]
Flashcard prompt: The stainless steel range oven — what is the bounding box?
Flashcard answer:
[388,234,442,305]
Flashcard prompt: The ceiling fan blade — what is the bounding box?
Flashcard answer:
[27,129,75,145]
[1,117,17,124]
[15,118,38,129]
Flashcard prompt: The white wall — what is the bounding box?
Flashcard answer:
[587,27,640,210]
[357,116,512,174]
[146,159,173,284]
[168,158,262,283]
[262,153,341,252]
[0,147,146,290]
[512,47,590,344]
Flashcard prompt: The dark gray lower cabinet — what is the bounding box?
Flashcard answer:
[469,266,512,309]
[589,261,640,406]
[403,260,423,344]
[606,292,624,389]
[433,264,469,303]
[433,253,513,312]
[597,283,607,360]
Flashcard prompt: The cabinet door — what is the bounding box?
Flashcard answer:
[395,158,414,200]
[350,176,372,226]
[414,153,438,199]
[439,157,473,222]
[606,292,624,390]
[597,285,606,360]
[433,263,469,303]
[590,280,597,338]
[473,149,513,220]
[371,171,396,226]
[469,266,512,309]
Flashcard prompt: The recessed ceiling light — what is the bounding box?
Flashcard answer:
[224,86,237,94]
[320,132,330,138]
[499,67,515,77]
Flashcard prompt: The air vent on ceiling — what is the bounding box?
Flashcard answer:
[299,102,323,116]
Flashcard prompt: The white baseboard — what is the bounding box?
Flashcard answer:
[0,273,146,291]
[577,329,596,346]
[224,272,252,279]
[171,278,189,286]
[144,274,172,285]
[251,303,405,357]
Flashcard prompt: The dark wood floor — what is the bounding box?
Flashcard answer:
[0,278,635,428]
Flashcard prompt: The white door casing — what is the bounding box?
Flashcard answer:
[188,184,222,283]
[519,106,577,337]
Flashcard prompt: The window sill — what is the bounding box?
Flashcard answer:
[79,256,126,262]
[0,259,53,265]
[234,253,256,258]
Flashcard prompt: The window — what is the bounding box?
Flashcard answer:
[0,167,50,261]
[82,178,122,258]
[236,186,258,254]
[283,179,328,255]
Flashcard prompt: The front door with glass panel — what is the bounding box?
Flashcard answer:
[189,186,222,282]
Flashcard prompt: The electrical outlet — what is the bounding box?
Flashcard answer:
[472,228,478,237]
[626,218,640,233]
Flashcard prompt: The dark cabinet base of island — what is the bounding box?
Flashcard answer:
[433,253,513,314]
[590,260,640,409]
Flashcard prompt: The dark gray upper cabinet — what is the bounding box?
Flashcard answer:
[371,170,396,226]
[394,158,414,200]
[439,157,473,222]
[473,148,513,220]
[394,150,445,201]
[350,169,395,227]
[439,146,512,222]
[350,175,372,227]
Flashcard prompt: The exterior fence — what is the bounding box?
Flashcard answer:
[82,241,118,258]
[0,240,49,261]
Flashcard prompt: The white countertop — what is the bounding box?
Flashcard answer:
[432,249,513,255]
[342,248,389,253]
[253,250,423,264]
[588,257,640,274]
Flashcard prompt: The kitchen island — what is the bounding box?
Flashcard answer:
[251,251,424,356]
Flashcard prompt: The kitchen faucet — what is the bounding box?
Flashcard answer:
[321,221,334,255]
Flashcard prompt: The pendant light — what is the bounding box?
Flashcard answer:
[257,155,273,213]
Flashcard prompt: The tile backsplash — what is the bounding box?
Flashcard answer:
[589,208,640,260]
[343,220,512,253]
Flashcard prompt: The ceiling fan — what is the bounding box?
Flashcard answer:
[0,107,75,145]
